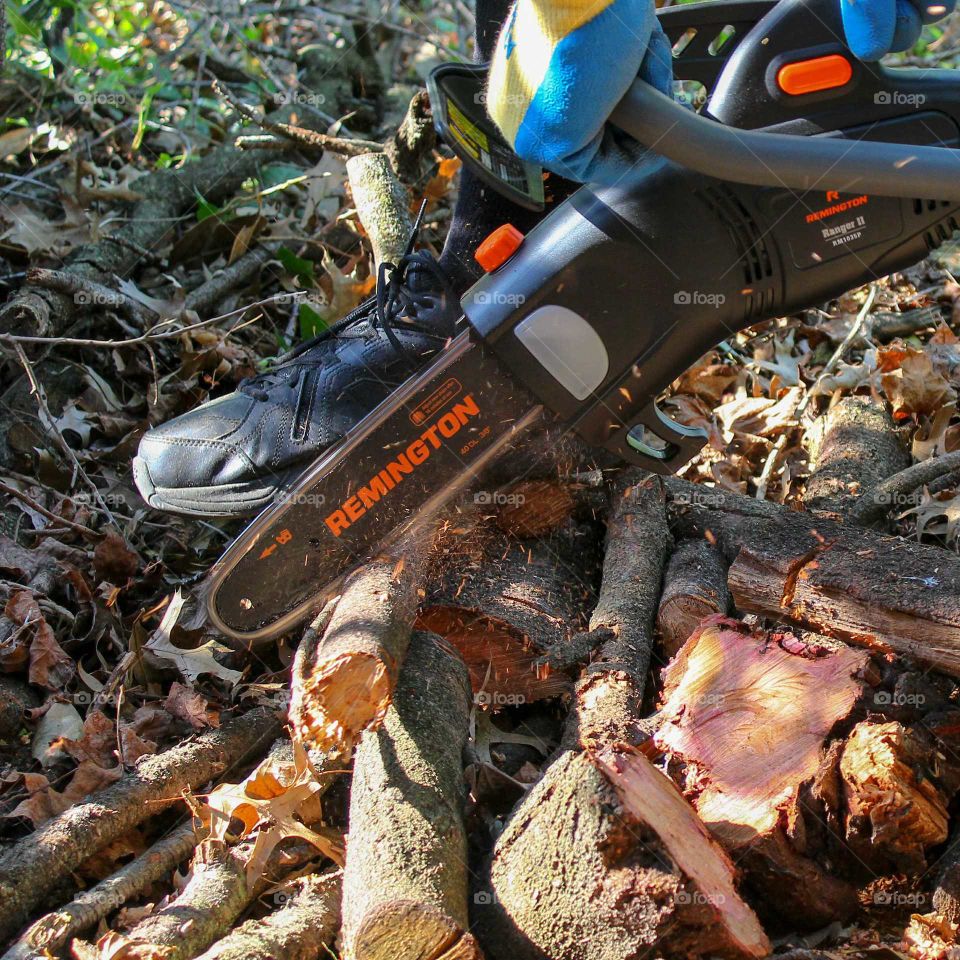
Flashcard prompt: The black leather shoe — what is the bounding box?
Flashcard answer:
[133,249,462,516]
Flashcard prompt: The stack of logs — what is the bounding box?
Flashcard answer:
[7,396,960,959]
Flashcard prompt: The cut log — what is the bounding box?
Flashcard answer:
[346,152,412,269]
[656,538,730,659]
[491,480,576,538]
[340,631,481,960]
[653,616,960,928]
[804,396,909,520]
[417,516,601,709]
[665,478,960,678]
[289,522,438,760]
[479,475,767,960]
[480,747,770,960]
[656,617,868,926]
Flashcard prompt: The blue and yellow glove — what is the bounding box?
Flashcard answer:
[485,0,672,186]
[841,0,956,61]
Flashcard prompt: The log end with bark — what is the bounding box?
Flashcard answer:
[341,631,481,960]
[654,616,960,928]
[656,538,730,659]
[418,517,601,709]
[480,747,770,960]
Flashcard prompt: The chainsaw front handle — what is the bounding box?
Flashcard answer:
[611,79,960,199]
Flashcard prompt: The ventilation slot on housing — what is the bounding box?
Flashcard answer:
[700,186,774,287]
[923,213,960,253]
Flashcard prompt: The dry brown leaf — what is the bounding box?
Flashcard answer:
[61,709,117,766]
[202,741,343,881]
[715,387,802,438]
[879,344,956,420]
[93,532,140,585]
[165,681,215,731]
[144,591,242,686]
[5,590,74,689]
[0,126,36,159]
[424,155,461,202]
[0,201,91,256]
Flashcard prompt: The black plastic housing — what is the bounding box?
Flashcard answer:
[460,0,960,469]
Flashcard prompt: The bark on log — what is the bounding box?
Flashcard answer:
[0,707,282,943]
[383,90,436,185]
[417,515,601,708]
[654,616,960,928]
[564,472,672,749]
[340,631,481,960]
[481,747,770,960]
[4,821,200,960]
[86,839,253,960]
[346,153,412,269]
[193,869,342,960]
[479,476,767,960]
[849,450,960,527]
[930,826,960,923]
[804,396,908,520]
[656,538,730,660]
[664,478,960,677]
[289,523,437,760]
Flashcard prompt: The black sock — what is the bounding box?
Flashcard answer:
[438,0,573,291]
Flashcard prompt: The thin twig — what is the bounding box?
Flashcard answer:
[0,480,103,541]
[212,79,383,157]
[12,343,120,530]
[0,293,301,350]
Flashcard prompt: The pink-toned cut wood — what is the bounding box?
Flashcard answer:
[654,617,960,928]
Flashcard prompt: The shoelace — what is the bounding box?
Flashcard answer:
[239,215,460,402]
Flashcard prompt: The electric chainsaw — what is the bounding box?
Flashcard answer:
[207,0,960,643]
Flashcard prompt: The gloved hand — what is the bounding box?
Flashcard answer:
[841,0,956,61]
[485,0,672,185]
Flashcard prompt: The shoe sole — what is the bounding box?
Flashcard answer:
[132,456,298,518]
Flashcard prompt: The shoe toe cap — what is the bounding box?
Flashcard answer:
[135,393,257,491]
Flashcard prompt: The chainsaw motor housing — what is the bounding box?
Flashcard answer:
[445,0,960,470]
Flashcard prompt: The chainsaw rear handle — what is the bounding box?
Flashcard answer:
[610,79,960,200]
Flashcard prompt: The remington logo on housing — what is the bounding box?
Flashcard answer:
[324,395,481,537]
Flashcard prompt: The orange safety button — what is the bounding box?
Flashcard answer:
[777,54,852,96]
[475,223,524,272]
